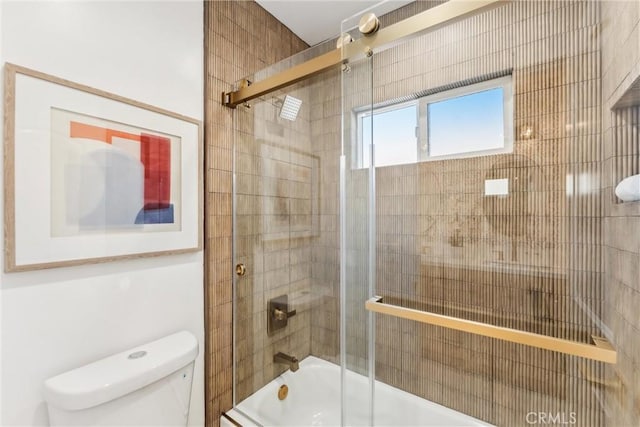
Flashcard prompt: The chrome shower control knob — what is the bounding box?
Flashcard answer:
[359,12,380,35]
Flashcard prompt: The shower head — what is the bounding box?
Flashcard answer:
[279,95,302,121]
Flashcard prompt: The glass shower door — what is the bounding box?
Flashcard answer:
[340,10,376,427]
[341,1,617,426]
[232,76,323,423]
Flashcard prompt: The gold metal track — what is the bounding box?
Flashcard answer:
[223,49,342,108]
[365,296,617,364]
[222,0,506,108]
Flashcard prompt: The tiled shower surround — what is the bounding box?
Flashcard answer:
[204,2,308,425]
[205,1,640,426]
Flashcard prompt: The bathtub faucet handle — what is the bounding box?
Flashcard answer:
[268,295,296,335]
[273,307,296,321]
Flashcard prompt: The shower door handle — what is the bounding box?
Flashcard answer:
[365,296,617,364]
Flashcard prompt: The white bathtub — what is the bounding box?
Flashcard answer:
[221,356,492,427]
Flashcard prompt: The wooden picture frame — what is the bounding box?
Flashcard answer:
[4,63,203,272]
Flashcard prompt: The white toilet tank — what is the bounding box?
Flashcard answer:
[44,331,198,426]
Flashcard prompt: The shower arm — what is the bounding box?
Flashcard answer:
[365,296,617,364]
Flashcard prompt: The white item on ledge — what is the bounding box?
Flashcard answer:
[615,174,640,202]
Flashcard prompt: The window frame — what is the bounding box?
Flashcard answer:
[355,99,420,169]
[355,75,514,168]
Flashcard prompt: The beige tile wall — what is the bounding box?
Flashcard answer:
[601,1,640,425]
[204,2,307,425]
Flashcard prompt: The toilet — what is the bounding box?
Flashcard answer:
[43,331,198,426]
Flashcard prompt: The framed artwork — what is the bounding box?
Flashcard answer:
[4,63,202,271]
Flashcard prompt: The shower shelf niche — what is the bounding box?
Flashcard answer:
[366,296,617,364]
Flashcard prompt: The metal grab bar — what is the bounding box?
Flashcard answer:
[365,296,617,364]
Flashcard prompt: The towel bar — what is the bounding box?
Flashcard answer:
[365,296,617,364]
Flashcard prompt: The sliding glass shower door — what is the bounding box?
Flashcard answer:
[340,11,375,424]
[232,72,325,421]
[231,44,346,425]
[340,1,619,426]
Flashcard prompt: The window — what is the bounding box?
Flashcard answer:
[356,75,513,168]
[359,102,418,168]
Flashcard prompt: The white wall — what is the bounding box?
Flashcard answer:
[0,2,204,426]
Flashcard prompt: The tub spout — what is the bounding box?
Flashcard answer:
[273,352,299,372]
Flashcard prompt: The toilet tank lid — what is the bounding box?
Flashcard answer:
[44,331,198,411]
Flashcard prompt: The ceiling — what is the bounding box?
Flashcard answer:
[256,0,414,46]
